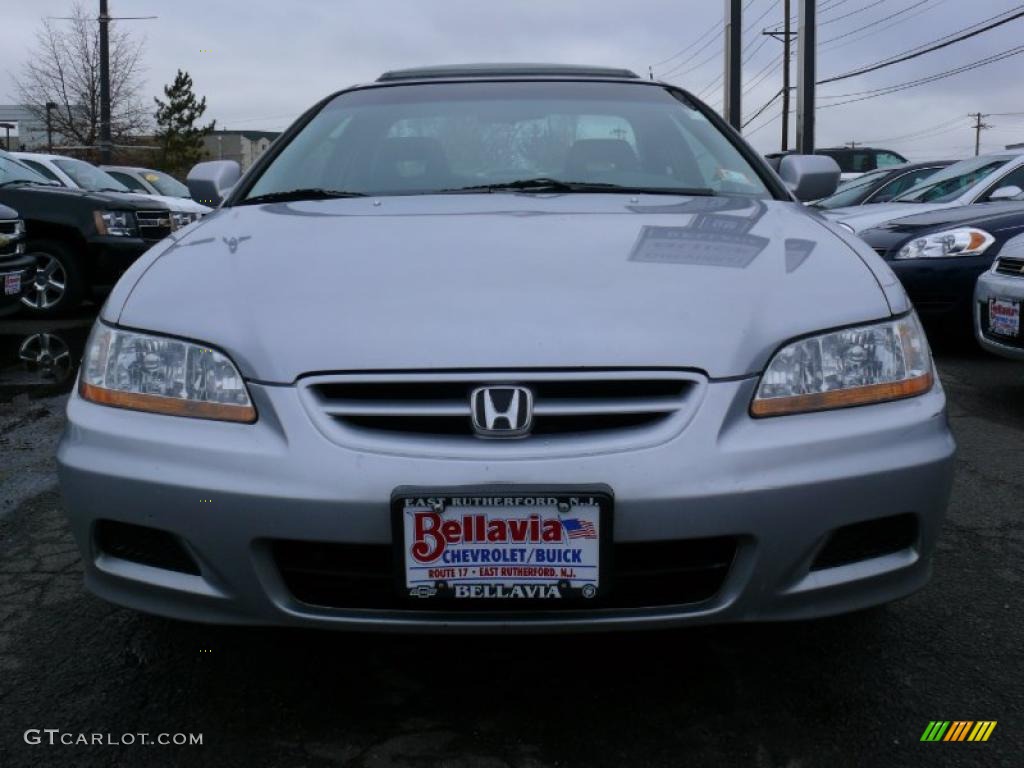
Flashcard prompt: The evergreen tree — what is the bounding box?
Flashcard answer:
[154,70,215,178]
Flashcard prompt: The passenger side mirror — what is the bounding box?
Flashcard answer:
[988,185,1023,202]
[186,161,241,207]
[778,154,841,202]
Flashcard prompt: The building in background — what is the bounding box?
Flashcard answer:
[0,105,49,150]
[202,130,280,171]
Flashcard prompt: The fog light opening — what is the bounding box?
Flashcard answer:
[811,513,918,571]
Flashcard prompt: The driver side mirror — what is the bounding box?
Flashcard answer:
[988,184,1022,202]
[186,160,241,207]
[778,155,841,202]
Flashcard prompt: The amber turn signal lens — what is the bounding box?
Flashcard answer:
[750,371,933,417]
[80,381,257,423]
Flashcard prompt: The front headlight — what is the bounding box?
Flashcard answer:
[751,313,933,417]
[896,227,994,260]
[94,210,138,237]
[79,323,256,422]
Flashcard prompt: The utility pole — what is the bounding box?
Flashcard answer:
[845,141,860,148]
[45,101,56,151]
[970,112,991,156]
[763,0,794,151]
[796,0,816,153]
[724,0,743,130]
[98,0,111,163]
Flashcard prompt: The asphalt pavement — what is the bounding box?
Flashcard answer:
[0,308,1021,768]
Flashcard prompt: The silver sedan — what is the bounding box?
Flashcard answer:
[57,65,955,631]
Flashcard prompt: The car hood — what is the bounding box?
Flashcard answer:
[111,194,892,382]
[821,201,956,232]
[864,200,1024,234]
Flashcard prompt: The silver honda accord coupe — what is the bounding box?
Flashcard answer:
[57,65,955,631]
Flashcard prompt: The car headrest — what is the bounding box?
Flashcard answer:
[370,137,451,188]
[565,139,640,178]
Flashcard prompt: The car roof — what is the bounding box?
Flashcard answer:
[376,63,640,82]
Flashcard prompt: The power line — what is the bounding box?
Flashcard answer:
[819,6,1024,85]
[820,0,933,47]
[743,89,784,128]
[817,43,1024,108]
[819,0,889,26]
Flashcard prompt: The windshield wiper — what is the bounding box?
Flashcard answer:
[239,188,368,205]
[440,178,716,196]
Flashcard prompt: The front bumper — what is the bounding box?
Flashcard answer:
[975,270,1024,360]
[57,376,956,632]
[889,254,994,324]
[0,253,35,315]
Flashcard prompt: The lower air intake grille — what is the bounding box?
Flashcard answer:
[994,255,1024,277]
[96,520,200,575]
[273,537,736,611]
[811,513,917,571]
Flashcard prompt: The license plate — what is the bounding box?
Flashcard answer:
[3,272,20,296]
[989,297,1020,337]
[392,487,611,602]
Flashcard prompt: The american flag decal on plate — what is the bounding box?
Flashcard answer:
[562,518,597,539]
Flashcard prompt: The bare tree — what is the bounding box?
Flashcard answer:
[13,2,149,151]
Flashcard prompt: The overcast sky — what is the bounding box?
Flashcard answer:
[2,0,1023,159]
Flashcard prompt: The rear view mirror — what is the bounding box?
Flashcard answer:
[778,155,841,202]
[186,161,241,207]
[989,185,1023,202]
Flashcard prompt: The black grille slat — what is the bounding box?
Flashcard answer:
[273,537,737,611]
[135,210,174,242]
[306,371,699,442]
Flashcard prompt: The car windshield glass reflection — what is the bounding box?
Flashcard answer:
[244,82,773,201]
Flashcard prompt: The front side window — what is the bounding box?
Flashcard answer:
[243,81,773,201]
[894,156,1012,204]
[870,166,945,202]
[0,154,56,186]
[52,158,130,193]
[875,151,907,168]
[815,169,891,209]
[20,159,64,184]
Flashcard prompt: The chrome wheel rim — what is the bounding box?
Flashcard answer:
[18,332,73,382]
[21,255,67,310]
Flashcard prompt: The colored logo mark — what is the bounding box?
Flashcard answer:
[920,721,997,742]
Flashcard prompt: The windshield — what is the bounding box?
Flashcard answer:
[894,156,1011,204]
[52,158,130,193]
[815,169,891,209]
[244,81,772,201]
[140,169,190,198]
[0,154,56,186]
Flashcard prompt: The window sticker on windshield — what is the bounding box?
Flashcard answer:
[715,168,750,185]
[144,173,160,182]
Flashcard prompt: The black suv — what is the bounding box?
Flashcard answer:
[0,150,175,315]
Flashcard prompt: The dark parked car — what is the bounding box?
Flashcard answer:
[813,161,953,210]
[0,202,35,316]
[0,149,175,315]
[766,147,908,180]
[859,200,1024,335]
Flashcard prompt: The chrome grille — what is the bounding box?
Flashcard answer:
[299,370,706,458]
[0,219,23,256]
[135,210,174,242]
[994,256,1024,277]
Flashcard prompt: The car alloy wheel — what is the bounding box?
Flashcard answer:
[18,332,73,383]
[21,254,67,311]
